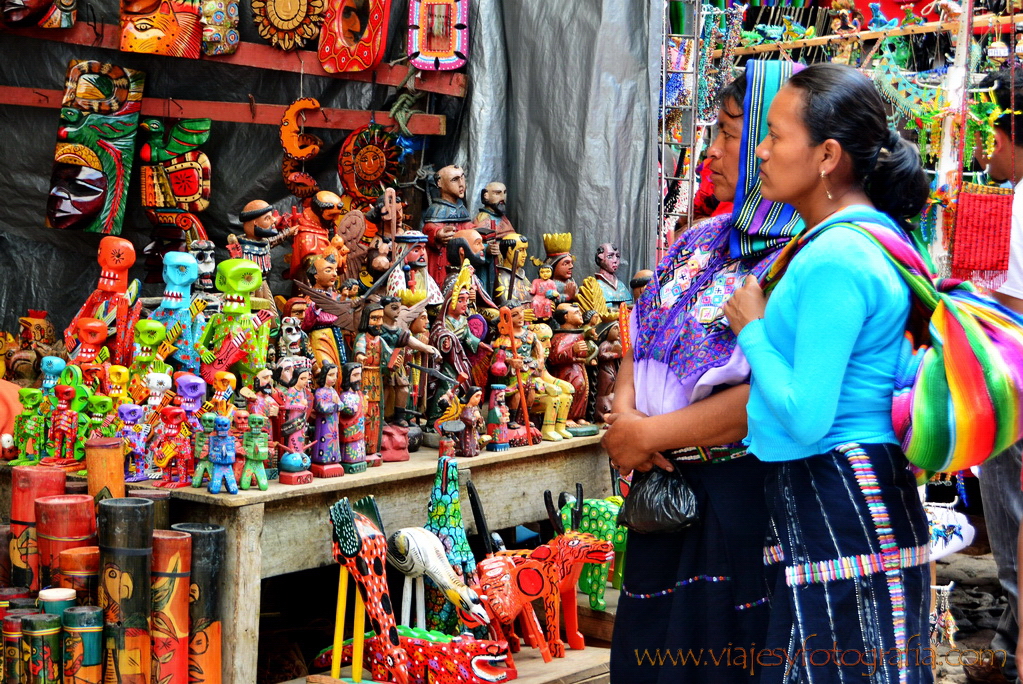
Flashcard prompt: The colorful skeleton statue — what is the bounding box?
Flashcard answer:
[197,259,271,387]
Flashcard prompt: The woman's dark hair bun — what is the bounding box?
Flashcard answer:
[787,63,929,225]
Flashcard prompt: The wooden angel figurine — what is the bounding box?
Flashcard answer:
[595,320,622,423]
[529,264,558,321]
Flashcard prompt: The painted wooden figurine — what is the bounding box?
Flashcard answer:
[64,236,143,367]
[196,259,273,386]
[120,0,203,58]
[300,253,350,369]
[529,265,558,321]
[150,251,207,373]
[191,412,217,486]
[45,385,83,467]
[149,405,194,487]
[117,403,150,482]
[227,200,296,299]
[338,362,369,474]
[407,0,468,70]
[378,294,439,428]
[46,61,145,236]
[0,0,75,27]
[310,361,344,477]
[318,0,392,73]
[475,182,514,240]
[274,356,312,455]
[421,166,475,287]
[386,230,443,306]
[485,385,510,452]
[240,413,270,490]
[283,190,345,281]
[494,233,532,308]
[593,242,632,308]
[353,303,386,457]
[129,320,172,386]
[11,389,46,465]
[206,414,239,494]
[595,320,621,423]
[541,233,577,303]
[548,304,592,429]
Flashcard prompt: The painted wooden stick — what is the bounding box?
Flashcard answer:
[62,606,103,684]
[98,498,153,684]
[352,591,366,683]
[170,523,223,684]
[11,467,66,592]
[151,530,191,684]
[21,612,62,684]
[84,438,125,504]
[127,491,171,530]
[0,525,12,587]
[35,495,97,589]
[58,547,99,606]
[330,567,348,679]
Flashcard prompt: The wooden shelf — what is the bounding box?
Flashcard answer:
[0,85,447,135]
[0,22,467,97]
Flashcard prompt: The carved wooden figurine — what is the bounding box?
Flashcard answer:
[149,405,194,487]
[422,166,475,287]
[338,362,368,474]
[485,385,510,452]
[593,242,632,308]
[548,304,592,430]
[541,233,577,302]
[46,61,145,235]
[529,265,557,321]
[206,415,238,494]
[150,251,207,373]
[274,356,312,455]
[239,413,270,490]
[310,361,344,477]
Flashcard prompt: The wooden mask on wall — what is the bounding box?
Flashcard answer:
[407,0,468,71]
[46,60,146,235]
[0,0,75,28]
[120,0,203,58]
[318,0,390,73]
[252,0,324,50]
[200,0,239,55]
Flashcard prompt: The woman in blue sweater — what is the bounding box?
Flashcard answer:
[723,63,933,683]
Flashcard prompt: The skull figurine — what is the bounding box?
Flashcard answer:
[162,253,199,309]
[40,356,67,391]
[54,384,76,407]
[145,372,173,407]
[248,413,266,431]
[160,405,186,429]
[97,236,136,294]
[200,412,217,432]
[88,395,114,419]
[18,388,43,412]
[214,414,231,434]
[189,240,216,292]
[175,373,207,413]
[134,320,168,358]
[213,371,236,394]
[107,365,130,401]
[215,259,262,314]
[118,403,145,425]
[231,409,250,434]
[74,318,109,357]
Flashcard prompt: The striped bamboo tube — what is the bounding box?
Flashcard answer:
[37,588,76,618]
[98,499,153,684]
[57,548,99,606]
[84,438,125,503]
[127,492,170,531]
[151,531,191,684]
[21,613,61,684]
[170,524,224,684]
[0,588,31,622]
[35,495,96,589]
[3,612,37,684]
[62,606,103,684]
[11,467,66,592]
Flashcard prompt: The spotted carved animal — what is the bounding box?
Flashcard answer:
[558,487,627,611]
[328,496,411,684]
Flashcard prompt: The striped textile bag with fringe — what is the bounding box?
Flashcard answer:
[762,208,1023,475]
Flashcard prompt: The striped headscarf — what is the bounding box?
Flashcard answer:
[729,60,805,259]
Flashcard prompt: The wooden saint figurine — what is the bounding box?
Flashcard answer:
[421,166,475,288]
[458,386,487,457]
[494,233,532,308]
[595,321,622,423]
[475,182,514,239]
[386,230,443,306]
[542,233,578,303]
[310,361,344,478]
[274,356,312,455]
[338,362,368,473]
[530,265,558,321]
[593,243,633,308]
[353,303,386,457]
[548,304,592,429]
[485,385,510,451]
[227,200,295,300]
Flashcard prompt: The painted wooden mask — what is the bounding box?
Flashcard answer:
[1,0,75,28]
[252,0,323,50]
[407,0,468,70]
[120,0,203,58]
[318,0,390,73]
[46,60,146,235]
[200,0,239,55]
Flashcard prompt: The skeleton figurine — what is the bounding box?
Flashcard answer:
[189,239,221,314]
[44,385,83,466]
[65,236,142,366]
[150,252,207,373]
[197,259,272,387]
[10,389,47,465]
[129,320,172,387]
[206,414,239,495]
[192,412,217,486]
[69,318,110,365]
[40,356,67,403]
[276,316,312,360]
[143,372,174,428]
[174,373,207,431]
[240,413,270,491]
[84,395,117,439]
[149,405,194,488]
[116,403,150,482]
[106,365,131,407]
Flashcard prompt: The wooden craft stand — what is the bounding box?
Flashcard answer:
[0,435,611,684]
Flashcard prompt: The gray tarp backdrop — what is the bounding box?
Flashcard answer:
[0,0,658,332]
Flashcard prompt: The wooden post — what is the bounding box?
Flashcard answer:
[62,606,104,684]
[35,495,97,588]
[128,492,171,530]
[151,530,191,684]
[58,547,99,606]
[10,466,66,591]
[21,612,61,684]
[84,438,125,504]
[170,523,224,684]
[98,498,153,684]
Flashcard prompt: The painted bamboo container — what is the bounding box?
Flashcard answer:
[169,524,223,684]
[127,492,170,531]
[62,606,103,684]
[151,530,191,684]
[58,547,99,606]
[21,612,61,684]
[11,467,66,592]
[84,438,125,503]
[35,495,97,588]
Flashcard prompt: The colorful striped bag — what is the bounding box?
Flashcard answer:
[762,208,1023,474]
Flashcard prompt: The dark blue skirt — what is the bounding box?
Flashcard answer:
[761,442,933,684]
[610,455,777,684]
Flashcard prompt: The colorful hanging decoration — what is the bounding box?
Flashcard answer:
[407,0,469,71]
[120,0,203,58]
[45,60,146,235]
[200,0,240,55]
[318,0,391,73]
[338,124,401,204]
[280,98,325,199]
[950,182,1013,288]
[251,0,324,50]
[0,0,75,28]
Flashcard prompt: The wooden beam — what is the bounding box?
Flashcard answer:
[0,85,447,135]
[712,12,1017,58]
[0,22,467,97]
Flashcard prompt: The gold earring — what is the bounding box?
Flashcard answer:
[820,170,833,201]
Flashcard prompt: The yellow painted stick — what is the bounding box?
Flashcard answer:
[352,591,367,682]
[331,567,349,679]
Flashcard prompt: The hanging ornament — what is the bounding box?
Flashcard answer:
[337,124,401,203]
[318,0,391,73]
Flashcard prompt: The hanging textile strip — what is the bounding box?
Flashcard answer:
[950,182,1013,287]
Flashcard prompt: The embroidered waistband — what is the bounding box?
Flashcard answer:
[664,444,747,463]
[784,544,930,587]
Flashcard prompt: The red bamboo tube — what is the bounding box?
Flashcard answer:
[10,467,66,592]
[58,547,99,606]
[35,495,97,590]
[0,587,31,622]
[0,524,11,587]
[83,438,125,503]
[151,531,191,684]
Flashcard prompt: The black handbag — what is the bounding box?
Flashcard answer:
[616,464,700,534]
